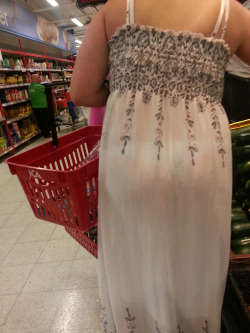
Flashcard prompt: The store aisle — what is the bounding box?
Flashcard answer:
[0,130,102,333]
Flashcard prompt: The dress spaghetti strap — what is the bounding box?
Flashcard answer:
[126,0,134,25]
[126,0,230,40]
[211,0,230,39]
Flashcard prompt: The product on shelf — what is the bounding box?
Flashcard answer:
[231,124,250,255]
[0,45,75,154]
[14,59,24,70]
[0,136,7,152]
[0,75,6,86]
[19,117,39,138]
[3,57,10,68]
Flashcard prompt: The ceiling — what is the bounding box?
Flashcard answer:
[15,0,104,44]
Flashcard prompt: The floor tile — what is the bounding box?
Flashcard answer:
[50,225,72,240]
[75,246,94,260]
[0,215,9,228]
[0,201,23,215]
[0,243,14,265]
[38,238,80,263]
[17,223,56,243]
[50,289,101,332]
[0,226,27,245]
[65,259,98,289]
[1,241,47,266]
[0,212,34,229]
[0,294,19,328]
[0,264,34,295]
[0,291,64,333]
[22,261,74,293]
[1,188,27,203]
[14,200,33,214]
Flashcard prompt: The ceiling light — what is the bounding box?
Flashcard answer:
[75,39,82,45]
[71,18,83,27]
[46,0,59,6]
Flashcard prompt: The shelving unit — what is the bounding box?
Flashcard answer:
[0,34,75,158]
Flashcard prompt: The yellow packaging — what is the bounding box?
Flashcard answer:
[0,137,7,152]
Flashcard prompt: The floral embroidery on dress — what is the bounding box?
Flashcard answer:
[177,320,210,333]
[100,301,211,333]
[121,92,136,155]
[202,320,209,333]
[125,308,136,332]
[185,97,199,165]
[108,25,229,164]
[109,25,229,105]
[154,97,164,160]
[100,300,117,333]
[178,324,185,333]
[100,301,109,333]
[155,321,162,333]
[211,105,226,167]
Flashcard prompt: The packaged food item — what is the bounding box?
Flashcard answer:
[0,137,7,152]
[24,89,28,99]
[12,122,21,139]
[17,76,23,84]
[7,108,16,119]
[8,58,15,69]
[22,75,28,83]
[3,57,10,68]
[10,89,17,102]
[15,59,21,70]
[0,75,5,86]
[26,104,32,113]
[18,106,25,116]
[15,89,22,101]
[4,90,12,103]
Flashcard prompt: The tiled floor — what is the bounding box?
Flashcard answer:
[0,126,102,333]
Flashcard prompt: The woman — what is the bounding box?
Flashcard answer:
[70,1,250,332]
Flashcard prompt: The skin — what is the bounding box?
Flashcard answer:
[70,0,250,107]
[30,74,41,84]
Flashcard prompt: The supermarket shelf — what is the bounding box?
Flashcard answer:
[6,113,32,124]
[0,83,30,89]
[28,68,62,72]
[0,146,13,158]
[2,98,31,107]
[0,68,25,72]
[41,80,65,84]
[14,130,41,149]
[0,117,6,123]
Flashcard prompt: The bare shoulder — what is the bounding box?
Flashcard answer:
[103,0,126,40]
[226,0,250,62]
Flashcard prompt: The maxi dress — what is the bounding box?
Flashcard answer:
[98,24,232,333]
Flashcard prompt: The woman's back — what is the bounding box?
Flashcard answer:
[104,0,250,60]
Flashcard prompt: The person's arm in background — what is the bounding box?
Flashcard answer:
[70,8,109,107]
[228,0,250,64]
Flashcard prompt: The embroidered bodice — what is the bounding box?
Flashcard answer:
[108,25,230,106]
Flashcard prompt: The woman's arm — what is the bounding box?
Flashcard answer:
[70,9,110,107]
[229,0,250,64]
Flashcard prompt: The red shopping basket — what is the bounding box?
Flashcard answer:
[65,227,98,258]
[5,126,101,233]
